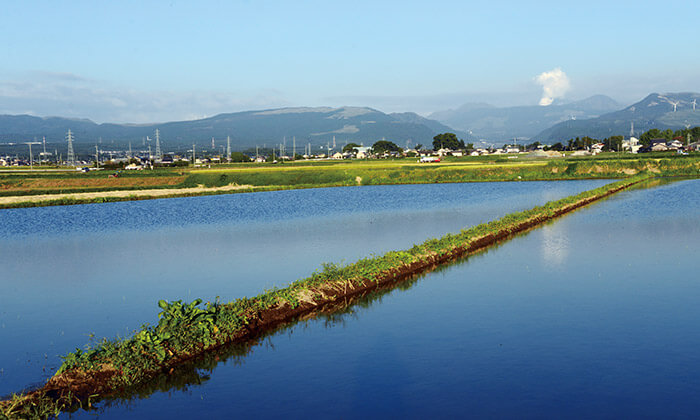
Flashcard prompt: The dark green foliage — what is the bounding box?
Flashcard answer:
[432,132,465,150]
[229,152,250,162]
[372,140,401,154]
[343,143,361,153]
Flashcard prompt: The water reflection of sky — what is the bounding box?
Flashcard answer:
[541,222,569,267]
[0,179,612,396]
[82,178,700,419]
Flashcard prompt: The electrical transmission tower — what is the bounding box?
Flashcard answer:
[155,129,162,160]
[66,129,75,166]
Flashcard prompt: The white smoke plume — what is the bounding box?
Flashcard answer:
[535,68,570,106]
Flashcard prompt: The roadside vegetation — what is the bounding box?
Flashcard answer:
[1,174,651,418]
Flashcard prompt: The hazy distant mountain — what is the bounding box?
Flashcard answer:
[389,112,472,141]
[534,92,700,142]
[0,107,470,154]
[429,95,621,142]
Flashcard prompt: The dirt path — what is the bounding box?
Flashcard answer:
[0,184,255,206]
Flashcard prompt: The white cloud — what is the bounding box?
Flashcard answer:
[535,68,570,106]
[0,75,291,123]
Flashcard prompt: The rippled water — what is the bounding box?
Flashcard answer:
[6,178,698,418]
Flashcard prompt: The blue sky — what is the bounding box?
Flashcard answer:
[2,0,699,122]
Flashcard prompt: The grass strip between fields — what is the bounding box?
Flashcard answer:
[0,174,651,418]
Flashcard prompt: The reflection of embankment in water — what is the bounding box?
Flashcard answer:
[538,177,681,268]
[55,179,654,414]
[627,176,684,191]
[73,243,508,415]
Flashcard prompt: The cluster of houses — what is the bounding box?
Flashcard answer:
[642,138,700,153]
[0,156,31,167]
[319,145,525,161]
[0,155,91,167]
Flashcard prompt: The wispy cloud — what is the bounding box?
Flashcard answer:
[535,68,570,106]
[0,74,291,123]
[29,71,91,83]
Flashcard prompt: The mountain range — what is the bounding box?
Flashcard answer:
[533,92,700,142]
[0,107,471,153]
[428,95,622,142]
[1,93,699,155]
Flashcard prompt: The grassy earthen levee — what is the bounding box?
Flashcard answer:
[1,173,652,418]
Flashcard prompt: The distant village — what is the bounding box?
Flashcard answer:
[1,129,698,169]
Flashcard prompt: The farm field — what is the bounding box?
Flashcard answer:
[3,175,700,417]
[1,154,699,208]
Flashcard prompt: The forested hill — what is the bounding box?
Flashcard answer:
[0,107,471,151]
[533,92,700,142]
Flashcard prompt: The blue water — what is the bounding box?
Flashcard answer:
[0,181,607,397]
[4,178,699,418]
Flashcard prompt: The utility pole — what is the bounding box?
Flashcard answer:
[293,136,296,160]
[24,142,41,170]
[95,145,99,168]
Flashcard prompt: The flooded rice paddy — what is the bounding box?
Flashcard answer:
[2,179,699,417]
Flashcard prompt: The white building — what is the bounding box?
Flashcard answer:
[622,137,642,153]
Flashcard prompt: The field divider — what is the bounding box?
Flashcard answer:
[0,174,651,418]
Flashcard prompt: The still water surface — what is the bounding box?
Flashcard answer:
[0,180,607,396]
[3,179,700,418]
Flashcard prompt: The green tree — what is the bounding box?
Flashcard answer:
[526,141,541,150]
[230,152,250,162]
[640,128,662,146]
[415,143,423,151]
[342,143,361,153]
[582,136,596,149]
[432,133,465,150]
[550,142,564,151]
[372,140,401,154]
[603,135,623,151]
